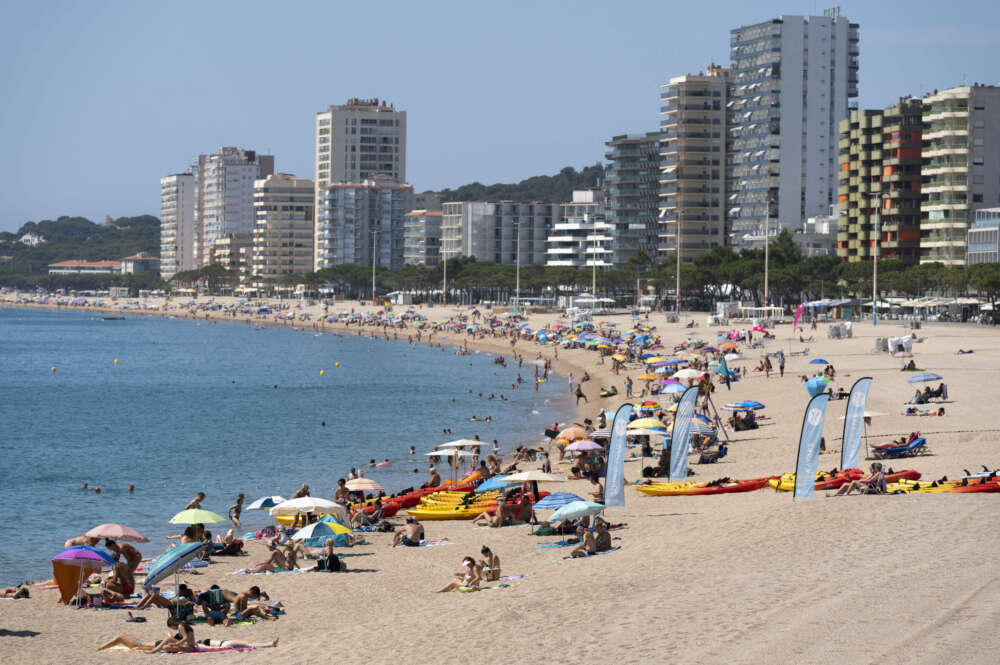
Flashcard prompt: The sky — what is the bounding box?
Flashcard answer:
[1,0,997,232]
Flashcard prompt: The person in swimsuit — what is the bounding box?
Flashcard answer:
[391,518,424,547]
[228,493,244,527]
[105,539,142,575]
[134,584,196,613]
[102,560,136,601]
[436,556,481,592]
[185,492,206,510]
[247,542,291,573]
[97,617,197,653]
[198,637,279,650]
[64,535,99,548]
[479,546,501,582]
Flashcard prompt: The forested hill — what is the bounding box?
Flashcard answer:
[0,215,160,274]
[430,163,605,203]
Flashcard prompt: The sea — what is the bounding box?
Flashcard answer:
[0,307,572,585]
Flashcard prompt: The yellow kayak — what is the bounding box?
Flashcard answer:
[406,505,495,520]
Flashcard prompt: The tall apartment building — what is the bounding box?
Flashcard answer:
[728,10,859,245]
[315,98,406,220]
[402,210,443,266]
[545,190,611,269]
[658,66,729,262]
[315,177,414,272]
[251,174,315,288]
[837,99,923,263]
[967,208,1000,265]
[440,202,557,266]
[208,233,252,287]
[604,132,661,267]
[921,85,1000,264]
[195,147,274,265]
[160,171,197,278]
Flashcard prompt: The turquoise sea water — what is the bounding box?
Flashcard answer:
[0,307,571,585]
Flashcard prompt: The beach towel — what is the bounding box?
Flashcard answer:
[418,539,453,547]
[498,573,535,582]
[534,541,574,549]
[189,617,257,626]
[230,566,315,575]
[106,646,253,654]
[552,546,621,562]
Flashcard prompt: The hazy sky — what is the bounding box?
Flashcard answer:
[1,0,997,231]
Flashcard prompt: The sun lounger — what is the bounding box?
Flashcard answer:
[873,437,927,459]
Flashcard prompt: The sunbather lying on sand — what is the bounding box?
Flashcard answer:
[97,617,196,653]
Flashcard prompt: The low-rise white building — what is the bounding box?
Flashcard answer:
[546,190,612,268]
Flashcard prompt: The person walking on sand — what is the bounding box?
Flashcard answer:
[185,492,206,510]
[575,384,588,405]
[778,351,785,378]
[228,493,244,528]
[625,376,633,398]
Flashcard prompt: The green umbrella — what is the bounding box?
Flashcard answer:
[169,509,225,524]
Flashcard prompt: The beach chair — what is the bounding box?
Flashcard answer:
[874,437,927,460]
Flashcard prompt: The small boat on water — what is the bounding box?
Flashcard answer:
[102,316,125,321]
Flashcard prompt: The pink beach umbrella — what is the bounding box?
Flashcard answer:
[564,440,604,452]
[85,523,149,543]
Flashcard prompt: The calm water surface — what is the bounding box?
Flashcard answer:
[0,307,571,585]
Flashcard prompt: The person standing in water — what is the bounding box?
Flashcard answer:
[228,493,245,527]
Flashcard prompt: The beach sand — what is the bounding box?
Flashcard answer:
[2,294,999,664]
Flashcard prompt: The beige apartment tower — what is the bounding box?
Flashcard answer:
[659,65,729,262]
[251,174,315,289]
[920,85,1000,264]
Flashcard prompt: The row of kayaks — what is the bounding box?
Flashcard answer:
[637,468,921,496]
[406,490,548,521]
[638,467,1000,496]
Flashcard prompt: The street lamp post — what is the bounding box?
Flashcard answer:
[442,250,447,308]
[872,194,881,326]
[371,228,377,305]
[675,219,681,316]
[763,213,770,308]
[514,220,520,313]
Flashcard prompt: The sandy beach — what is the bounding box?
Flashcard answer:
[2,293,999,665]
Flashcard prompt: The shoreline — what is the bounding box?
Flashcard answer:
[3,294,1000,664]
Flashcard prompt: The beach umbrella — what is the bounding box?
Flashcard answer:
[722,400,765,411]
[564,439,604,452]
[504,469,566,502]
[169,509,225,525]
[345,478,384,493]
[84,524,148,543]
[628,417,666,430]
[51,546,116,605]
[724,353,742,361]
[546,501,605,523]
[290,521,351,541]
[805,375,829,397]
[556,426,589,442]
[439,439,485,448]
[810,358,830,365]
[589,429,611,439]
[246,495,287,511]
[720,342,739,351]
[628,428,670,437]
[475,475,519,492]
[661,383,687,394]
[425,449,475,458]
[269,497,345,519]
[639,400,661,409]
[703,346,720,353]
[636,373,659,380]
[532,492,585,511]
[142,542,209,601]
[907,372,942,383]
[672,369,705,381]
[664,358,686,365]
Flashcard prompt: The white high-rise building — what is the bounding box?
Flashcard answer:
[196,147,274,265]
[728,9,859,246]
[441,202,557,265]
[160,171,196,278]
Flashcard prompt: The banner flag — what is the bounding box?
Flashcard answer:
[840,377,873,471]
[669,386,700,481]
[603,403,633,507]
[793,303,805,330]
[793,393,831,500]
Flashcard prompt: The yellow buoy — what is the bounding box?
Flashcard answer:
[335,362,340,367]
[320,369,325,376]
[113,359,119,365]
[51,367,56,373]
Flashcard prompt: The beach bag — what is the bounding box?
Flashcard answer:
[316,554,343,572]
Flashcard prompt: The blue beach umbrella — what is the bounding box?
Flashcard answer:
[532,492,585,511]
[809,358,829,365]
[143,542,209,594]
[246,495,287,511]
[475,475,519,493]
[546,501,605,523]
[805,375,829,397]
[661,383,686,394]
[907,372,942,383]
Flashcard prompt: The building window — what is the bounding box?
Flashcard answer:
[318,118,330,126]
